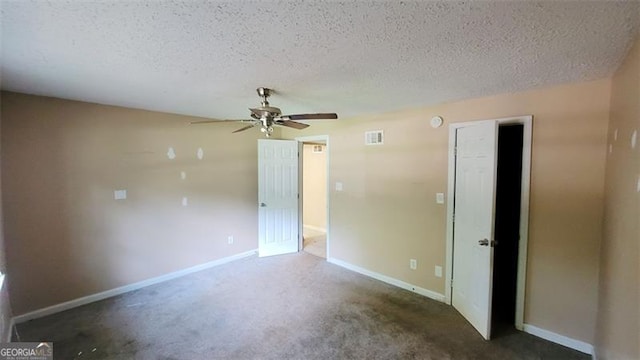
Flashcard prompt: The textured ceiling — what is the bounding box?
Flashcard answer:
[1,1,639,120]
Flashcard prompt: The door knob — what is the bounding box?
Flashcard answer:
[260,203,267,207]
[478,239,498,247]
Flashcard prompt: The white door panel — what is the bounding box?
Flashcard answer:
[258,139,299,257]
[452,121,498,340]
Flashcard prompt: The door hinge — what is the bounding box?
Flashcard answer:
[450,279,453,288]
[454,146,457,156]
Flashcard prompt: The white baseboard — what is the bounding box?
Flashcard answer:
[12,249,258,324]
[327,257,446,303]
[303,225,326,233]
[6,318,14,342]
[523,323,594,355]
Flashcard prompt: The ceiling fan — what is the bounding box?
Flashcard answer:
[191,87,338,137]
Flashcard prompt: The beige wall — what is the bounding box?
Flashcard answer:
[595,37,640,360]
[283,78,611,344]
[0,74,620,346]
[1,92,261,315]
[303,144,327,230]
[0,98,14,340]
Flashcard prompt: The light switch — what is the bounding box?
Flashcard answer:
[335,182,343,191]
[436,193,445,204]
[114,190,127,200]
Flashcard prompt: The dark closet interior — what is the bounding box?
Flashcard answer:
[491,124,524,337]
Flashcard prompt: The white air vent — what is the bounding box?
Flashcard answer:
[365,130,384,145]
[312,145,324,153]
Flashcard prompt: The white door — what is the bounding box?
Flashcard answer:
[452,121,498,339]
[258,139,299,257]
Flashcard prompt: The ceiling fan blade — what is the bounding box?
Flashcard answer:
[283,113,338,121]
[276,120,310,130]
[190,119,253,125]
[190,120,226,124]
[232,124,256,133]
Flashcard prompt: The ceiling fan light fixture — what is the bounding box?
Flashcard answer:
[260,126,274,137]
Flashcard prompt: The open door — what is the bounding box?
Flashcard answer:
[258,139,299,257]
[451,120,498,339]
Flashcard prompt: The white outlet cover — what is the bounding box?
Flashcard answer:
[435,265,443,278]
[410,259,417,270]
[436,193,445,204]
[182,197,188,206]
[335,182,343,191]
[167,147,176,160]
[614,128,618,141]
[114,190,127,200]
[637,175,640,193]
[631,130,637,149]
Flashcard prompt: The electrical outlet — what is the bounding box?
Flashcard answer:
[227,236,234,245]
[409,259,417,270]
[435,265,443,278]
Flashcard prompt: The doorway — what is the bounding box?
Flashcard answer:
[296,135,330,259]
[491,124,524,337]
[445,116,532,339]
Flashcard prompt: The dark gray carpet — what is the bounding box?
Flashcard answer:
[15,253,589,359]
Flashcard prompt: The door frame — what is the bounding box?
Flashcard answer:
[445,115,532,331]
[295,135,330,258]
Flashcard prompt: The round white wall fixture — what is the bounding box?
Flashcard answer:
[430,116,443,128]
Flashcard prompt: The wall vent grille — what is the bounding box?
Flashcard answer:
[365,130,384,145]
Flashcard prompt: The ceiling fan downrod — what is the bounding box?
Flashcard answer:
[257,87,271,107]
